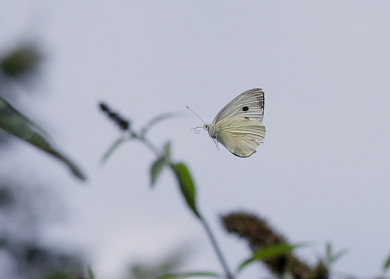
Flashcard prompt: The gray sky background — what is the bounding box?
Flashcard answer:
[1,1,390,278]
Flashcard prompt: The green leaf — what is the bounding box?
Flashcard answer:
[0,44,41,79]
[384,254,390,271]
[325,242,348,265]
[163,141,172,160]
[150,156,167,187]
[157,271,221,279]
[142,112,183,134]
[0,97,86,181]
[100,135,130,164]
[330,249,348,264]
[238,243,302,272]
[325,242,332,262]
[88,266,95,279]
[172,162,200,218]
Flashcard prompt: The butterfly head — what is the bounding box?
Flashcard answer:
[186,106,217,137]
[204,123,217,138]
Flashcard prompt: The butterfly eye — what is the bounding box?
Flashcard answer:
[242,106,249,111]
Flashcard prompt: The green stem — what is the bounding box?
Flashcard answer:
[200,216,234,279]
[131,132,161,157]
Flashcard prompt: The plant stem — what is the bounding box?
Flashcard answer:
[131,132,161,157]
[200,216,234,279]
[135,131,234,279]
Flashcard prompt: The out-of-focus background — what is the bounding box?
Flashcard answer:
[1,1,389,278]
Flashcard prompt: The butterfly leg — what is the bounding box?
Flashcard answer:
[213,135,220,150]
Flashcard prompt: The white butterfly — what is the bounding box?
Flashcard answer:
[189,88,266,158]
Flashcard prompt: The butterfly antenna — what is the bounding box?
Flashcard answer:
[186,105,206,125]
[191,126,203,134]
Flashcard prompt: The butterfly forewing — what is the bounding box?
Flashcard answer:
[213,88,264,124]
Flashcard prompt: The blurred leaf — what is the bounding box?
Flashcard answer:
[129,243,194,279]
[163,141,172,160]
[157,271,221,279]
[101,135,131,164]
[325,242,332,262]
[384,254,390,271]
[142,112,183,134]
[238,243,301,272]
[0,44,41,79]
[172,162,200,218]
[43,272,75,279]
[88,266,95,279]
[0,96,48,136]
[0,97,86,181]
[150,156,167,187]
[325,242,348,266]
[330,249,348,265]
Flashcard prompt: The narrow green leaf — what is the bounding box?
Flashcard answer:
[384,254,390,271]
[238,243,300,272]
[325,242,332,263]
[150,156,167,187]
[157,271,221,279]
[142,112,183,134]
[172,162,200,218]
[163,141,172,160]
[330,249,348,264]
[0,97,86,181]
[100,135,130,164]
[88,266,95,279]
[324,242,348,265]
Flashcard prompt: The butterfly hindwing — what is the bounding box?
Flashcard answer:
[215,117,266,157]
[213,88,264,124]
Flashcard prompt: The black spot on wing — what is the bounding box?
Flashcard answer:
[260,94,264,109]
[242,106,249,111]
[244,117,249,120]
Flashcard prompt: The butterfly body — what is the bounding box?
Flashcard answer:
[200,88,266,158]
